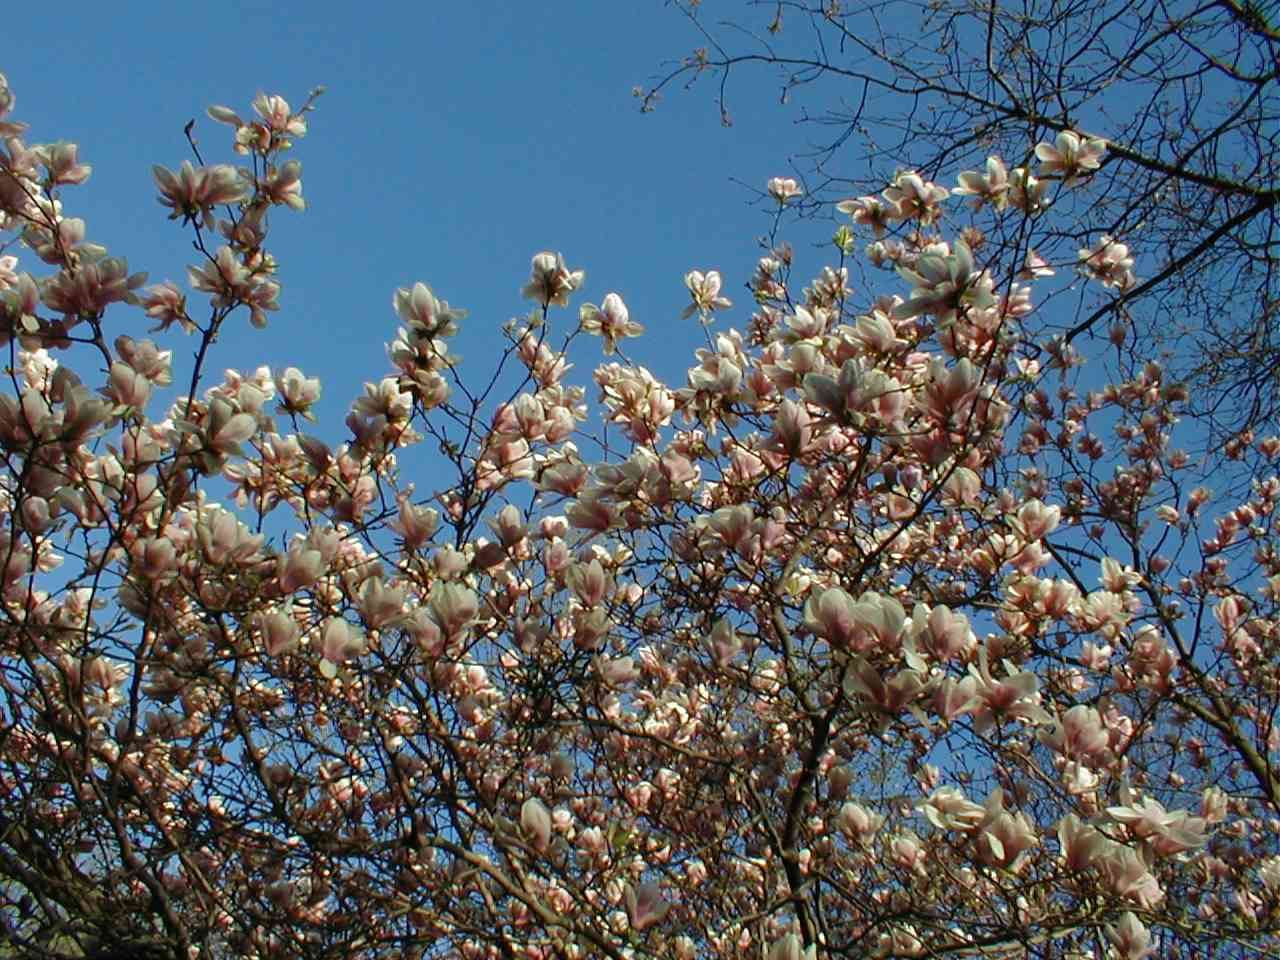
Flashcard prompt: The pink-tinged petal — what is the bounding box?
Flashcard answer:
[520,797,551,851]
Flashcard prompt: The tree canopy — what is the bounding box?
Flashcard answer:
[0,5,1277,956]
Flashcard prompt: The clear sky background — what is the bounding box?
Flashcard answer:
[3,2,841,442]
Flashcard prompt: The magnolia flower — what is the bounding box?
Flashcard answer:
[112,337,171,388]
[893,240,994,323]
[538,460,590,497]
[575,825,606,856]
[1260,856,1280,893]
[1099,557,1142,592]
[104,363,151,410]
[680,270,732,320]
[1058,813,1113,872]
[566,494,620,534]
[1200,786,1228,823]
[394,281,466,338]
[566,557,612,607]
[836,195,893,235]
[196,507,265,566]
[318,618,364,679]
[356,577,407,630]
[242,274,280,329]
[0,255,18,292]
[188,247,249,307]
[275,367,321,419]
[252,92,309,137]
[1106,796,1207,854]
[908,604,976,662]
[487,504,527,547]
[765,398,814,458]
[767,176,803,204]
[1035,130,1107,183]
[277,543,325,592]
[595,655,638,688]
[686,335,744,396]
[1038,705,1111,763]
[0,72,26,137]
[520,797,551,851]
[769,933,816,960]
[152,161,248,225]
[705,617,741,668]
[803,587,905,651]
[208,92,309,152]
[1062,761,1101,795]
[19,497,51,535]
[843,655,927,714]
[930,675,979,721]
[1106,912,1155,960]
[889,831,928,872]
[203,397,258,456]
[920,786,985,831]
[522,251,584,308]
[954,156,1009,210]
[975,789,1038,871]
[429,581,479,634]
[850,309,909,353]
[42,255,147,318]
[924,356,982,421]
[0,391,50,446]
[579,292,643,354]
[258,608,300,657]
[259,158,304,210]
[1100,842,1164,907]
[35,141,92,186]
[21,215,99,267]
[1010,499,1061,542]
[1019,249,1055,279]
[883,171,949,225]
[837,801,883,846]
[967,647,1053,732]
[1008,166,1050,213]
[1078,235,1136,290]
[141,281,193,334]
[624,882,670,932]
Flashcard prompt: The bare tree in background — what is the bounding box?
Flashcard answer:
[646,0,1280,455]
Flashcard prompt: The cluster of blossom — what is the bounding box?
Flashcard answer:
[835,130,1127,303]
[0,73,1276,960]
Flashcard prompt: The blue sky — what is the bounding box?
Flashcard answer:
[3,2,836,436]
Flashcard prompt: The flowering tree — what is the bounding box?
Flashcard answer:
[644,0,1280,461]
[0,67,1278,960]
